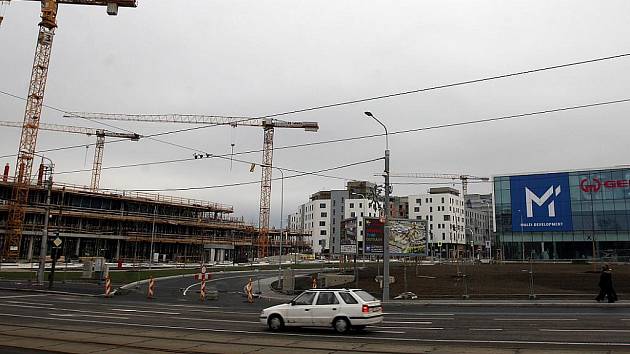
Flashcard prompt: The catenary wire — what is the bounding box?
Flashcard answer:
[2,52,629,157]
[47,97,630,175]
[108,157,383,192]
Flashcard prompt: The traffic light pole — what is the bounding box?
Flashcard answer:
[37,166,53,285]
[383,149,390,301]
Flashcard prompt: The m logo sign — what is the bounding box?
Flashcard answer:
[510,173,573,232]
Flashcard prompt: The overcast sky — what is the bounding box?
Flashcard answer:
[1,1,629,227]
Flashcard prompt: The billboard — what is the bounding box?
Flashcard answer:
[363,218,384,254]
[340,217,357,254]
[510,173,573,232]
[389,219,427,255]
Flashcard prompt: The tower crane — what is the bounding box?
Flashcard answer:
[0,120,140,190]
[63,112,319,258]
[1,0,137,260]
[388,173,490,196]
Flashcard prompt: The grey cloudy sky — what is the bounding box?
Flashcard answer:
[1,0,629,227]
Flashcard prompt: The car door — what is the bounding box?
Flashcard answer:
[286,291,315,326]
[310,291,340,326]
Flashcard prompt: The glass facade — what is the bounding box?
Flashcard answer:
[494,167,630,260]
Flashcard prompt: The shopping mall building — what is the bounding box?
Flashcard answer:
[494,166,630,261]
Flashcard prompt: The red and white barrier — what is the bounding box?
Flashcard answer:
[104,275,112,298]
[147,276,155,299]
[200,279,206,301]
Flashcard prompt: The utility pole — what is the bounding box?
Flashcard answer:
[364,112,390,301]
[37,161,53,284]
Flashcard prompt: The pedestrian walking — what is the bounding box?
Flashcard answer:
[245,277,254,303]
[595,264,618,303]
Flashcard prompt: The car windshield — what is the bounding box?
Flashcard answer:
[354,290,377,302]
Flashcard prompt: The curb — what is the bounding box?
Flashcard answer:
[383,300,630,307]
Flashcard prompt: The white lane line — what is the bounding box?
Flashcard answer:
[49,313,130,320]
[1,313,630,347]
[386,317,454,321]
[385,312,454,316]
[372,330,406,334]
[111,308,180,315]
[621,319,630,321]
[494,318,578,321]
[373,326,429,330]
[470,328,504,331]
[6,301,54,306]
[0,294,48,299]
[171,316,259,324]
[188,309,260,315]
[541,329,630,333]
[384,321,432,325]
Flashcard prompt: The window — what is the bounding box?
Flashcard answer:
[360,212,364,217]
[339,292,358,304]
[444,215,450,221]
[416,198,421,204]
[320,230,327,235]
[320,203,326,208]
[316,292,339,305]
[430,215,433,221]
[321,212,327,217]
[351,212,356,217]
[349,203,355,208]
[354,290,376,302]
[293,292,316,305]
[358,221,362,226]
[441,197,444,203]
[319,221,326,226]
[414,207,420,212]
[359,203,363,208]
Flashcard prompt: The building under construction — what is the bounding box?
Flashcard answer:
[0,164,311,263]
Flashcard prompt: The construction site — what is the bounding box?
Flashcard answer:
[0,0,314,264]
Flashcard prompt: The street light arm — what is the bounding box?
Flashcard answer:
[364,112,389,150]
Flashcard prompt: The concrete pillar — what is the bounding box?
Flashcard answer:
[115,239,121,260]
[219,249,225,262]
[75,238,81,258]
[210,248,216,262]
[27,236,35,262]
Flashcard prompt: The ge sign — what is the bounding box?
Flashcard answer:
[510,173,573,232]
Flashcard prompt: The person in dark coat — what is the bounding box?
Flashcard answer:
[596,264,618,303]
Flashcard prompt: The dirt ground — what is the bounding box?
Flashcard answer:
[335,261,630,299]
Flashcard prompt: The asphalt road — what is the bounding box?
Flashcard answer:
[0,270,629,353]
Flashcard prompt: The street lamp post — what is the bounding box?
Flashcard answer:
[364,111,390,301]
[517,209,525,261]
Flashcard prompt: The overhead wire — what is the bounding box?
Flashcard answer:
[2,52,630,158]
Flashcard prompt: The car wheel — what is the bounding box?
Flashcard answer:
[353,325,366,331]
[268,315,284,331]
[333,317,350,334]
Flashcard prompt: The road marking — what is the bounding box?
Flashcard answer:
[7,301,54,306]
[1,313,630,348]
[0,294,48,299]
[183,274,251,296]
[171,316,259,324]
[494,318,578,321]
[372,330,406,334]
[49,313,130,320]
[384,321,432,325]
[541,329,630,333]
[470,328,504,331]
[112,308,180,315]
[385,312,454,316]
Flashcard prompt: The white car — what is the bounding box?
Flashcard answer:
[260,288,383,333]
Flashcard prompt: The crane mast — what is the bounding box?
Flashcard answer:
[1,0,136,260]
[64,112,318,259]
[389,172,490,196]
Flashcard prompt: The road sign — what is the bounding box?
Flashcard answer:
[53,237,62,247]
[485,240,491,248]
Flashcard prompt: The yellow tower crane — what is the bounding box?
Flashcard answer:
[1,0,137,260]
[389,172,490,196]
[63,112,319,259]
[0,120,140,190]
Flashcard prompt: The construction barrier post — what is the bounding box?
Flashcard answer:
[147,276,155,300]
[200,278,206,301]
[312,276,317,289]
[245,277,253,303]
[104,275,112,298]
